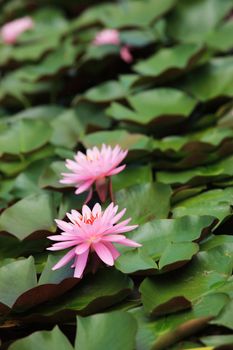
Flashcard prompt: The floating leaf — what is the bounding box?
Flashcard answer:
[116,215,213,274]
[82,130,153,152]
[181,57,233,101]
[36,269,133,317]
[206,20,233,52]
[112,166,152,192]
[133,44,202,77]
[167,0,233,43]
[116,182,171,224]
[131,293,228,350]
[74,0,176,29]
[0,257,37,309]
[50,109,85,148]
[201,335,233,348]
[75,311,137,350]
[172,188,233,221]
[9,327,73,350]
[15,38,80,82]
[211,299,233,330]
[107,88,197,124]
[0,192,57,240]
[157,155,233,185]
[140,244,232,315]
[82,81,127,103]
[39,161,67,189]
[0,119,52,155]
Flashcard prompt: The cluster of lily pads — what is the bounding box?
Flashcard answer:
[0,0,233,349]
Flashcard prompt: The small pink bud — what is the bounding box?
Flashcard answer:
[0,16,34,44]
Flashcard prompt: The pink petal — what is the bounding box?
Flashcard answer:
[52,247,76,270]
[92,242,114,266]
[104,242,120,260]
[74,151,86,161]
[67,211,82,225]
[47,235,81,242]
[107,164,126,176]
[102,218,133,235]
[101,202,114,224]
[117,238,141,247]
[75,242,90,255]
[110,208,126,224]
[82,204,92,217]
[74,249,89,278]
[75,180,94,194]
[1,17,34,44]
[60,177,77,185]
[112,225,139,234]
[93,29,120,46]
[55,219,73,232]
[92,203,102,217]
[120,46,133,63]
[65,159,82,172]
[47,240,78,251]
[102,234,126,242]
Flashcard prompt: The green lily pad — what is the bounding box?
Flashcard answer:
[206,20,233,52]
[75,311,137,350]
[0,192,57,240]
[133,44,202,77]
[74,0,176,29]
[0,256,37,309]
[167,0,233,43]
[211,299,233,330]
[0,119,52,155]
[112,166,152,192]
[50,109,85,148]
[0,71,51,106]
[39,161,67,189]
[181,57,233,101]
[116,182,171,224]
[157,154,233,185]
[140,243,232,315]
[107,88,197,124]
[9,326,73,350]
[116,215,213,274]
[82,130,153,152]
[172,188,233,221]
[36,269,133,317]
[201,335,233,348]
[82,80,127,103]
[131,292,228,350]
[15,38,80,82]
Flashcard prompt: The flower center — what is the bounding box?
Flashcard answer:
[84,213,99,225]
[88,235,99,244]
[86,154,99,162]
[73,213,100,227]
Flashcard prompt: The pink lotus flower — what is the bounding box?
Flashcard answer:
[47,203,141,278]
[93,28,133,63]
[0,16,34,44]
[60,144,127,202]
[93,29,120,46]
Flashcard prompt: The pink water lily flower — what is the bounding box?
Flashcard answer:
[60,144,127,202]
[0,16,34,44]
[93,28,133,63]
[47,203,141,278]
[93,29,120,46]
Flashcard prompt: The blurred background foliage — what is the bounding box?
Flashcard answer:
[0,0,233,349]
